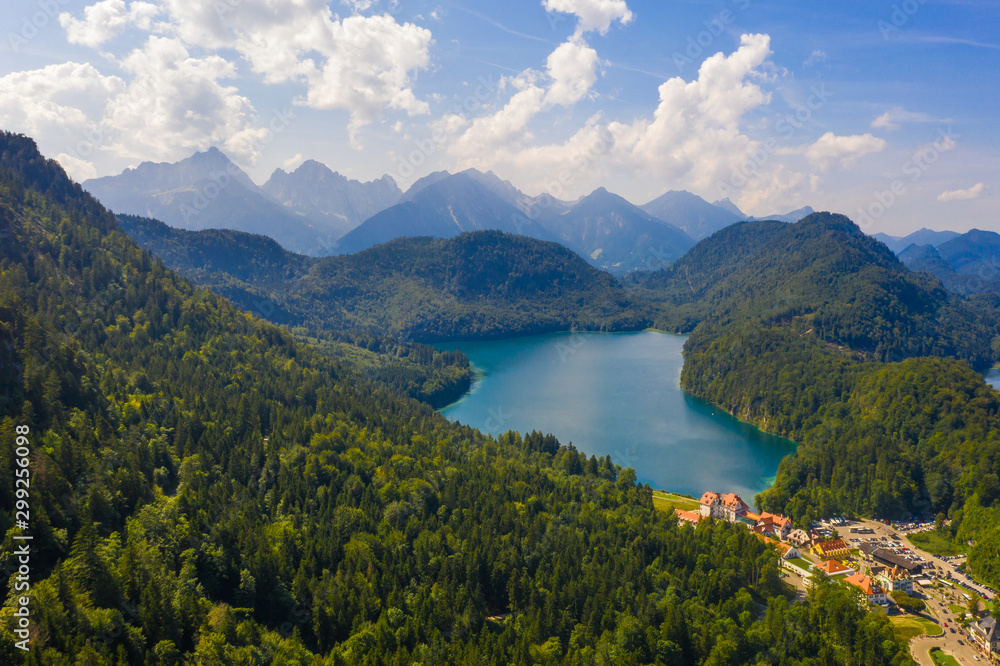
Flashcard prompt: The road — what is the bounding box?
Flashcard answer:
[849,519,990,664]
[853,519,994,600]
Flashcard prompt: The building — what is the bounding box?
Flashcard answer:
[877,567,914,594]
[699,492,721,519]
[844,573,888,606]
[813,539,850,560]
[699,491,750,522]
[787,529,813,547]
[971,616,999,662]
[817,560,854,577]
[859,544,922,574]
[757,512,793,540]
[675,509,702,525]
[776,543,801,560]
[719,493,750,522]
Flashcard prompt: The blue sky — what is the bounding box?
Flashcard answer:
[1,0,997,235]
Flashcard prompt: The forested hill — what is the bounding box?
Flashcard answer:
[119,218,652,341]
[632,212,1000,582]
[634,212,996,369]
[1,131,915,664]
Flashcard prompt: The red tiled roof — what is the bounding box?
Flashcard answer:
[675,509,702,523]
[845,573,883,596]
[700,491,720,506]
[818,560,852,575]
[720,493,748,510]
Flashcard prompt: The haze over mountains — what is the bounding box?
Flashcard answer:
[895,229,1000,295]
[84,148,402,255]
[84,147,826,271]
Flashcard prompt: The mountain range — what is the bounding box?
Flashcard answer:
[83,149,402,255]
[897,229,1000,295]
[82,148,820,273]
[873,228,961,254]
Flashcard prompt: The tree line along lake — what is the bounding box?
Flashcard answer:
[437,331,797,506]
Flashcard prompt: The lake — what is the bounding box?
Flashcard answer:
[438,331,797,506]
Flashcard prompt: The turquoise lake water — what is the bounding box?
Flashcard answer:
[438,331,797,506]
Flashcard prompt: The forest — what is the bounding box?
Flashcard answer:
[0,133,917,663]
[651,219,1000,586]
[119,190,1000,590]
[117,215,652,343]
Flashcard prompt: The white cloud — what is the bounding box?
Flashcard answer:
[803,50,827,67]
[803,132,887,170]
[545,39,600,106]
[542,0,633,36]
[0,41,270,169]
[54,152,99,181]
[450,81,547,156]
[283,153,305,170]
[450,34,602,157]
[59,0,161,48]
[105,37,270,162]
[155,0,433,145]
[871,106,945,130]
[610,34,775,190]
[342,0,375,11]
[0,61,125,149]
[938,183,984,202]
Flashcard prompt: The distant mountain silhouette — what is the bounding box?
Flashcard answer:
[84,149,323,254]
[332,171,552,254]
[898,229,1000,295]
[262,160,401,239]
[641,190,742,240]
[542,187,694,274]
[874,228,961,254]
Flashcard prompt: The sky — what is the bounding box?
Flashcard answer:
[0,0,997,236]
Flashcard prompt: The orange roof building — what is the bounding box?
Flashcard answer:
[817,560,854,577]
[675,509,703,525]
[844,573,888,605]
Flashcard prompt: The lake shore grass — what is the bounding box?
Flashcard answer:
[652,490,700,513]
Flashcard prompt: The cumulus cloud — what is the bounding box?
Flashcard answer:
[451,78,547,156]
[610,34,775,189]
[106,37,270,162]
[155,0,433,145]
[48,0,435,152]
[542,0,633,36]
[59,0,160,48]
[0,61,125,172]
[871,106,946,130]
[803,132,887,169]
[545,39,600,107]
[54,152,99,181]
[938,183,985,202]
[450,34,601,157]
[449,33,806,213]
[0,38,271,171]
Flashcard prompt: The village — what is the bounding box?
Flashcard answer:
[673,491,1000,665]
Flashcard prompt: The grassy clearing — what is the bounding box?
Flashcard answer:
[785,557,812,573]
[948,604,965,615]
[909,530,966,557]
[653,491,700,513]
[929,648,960,666]
[890,616,942,641]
